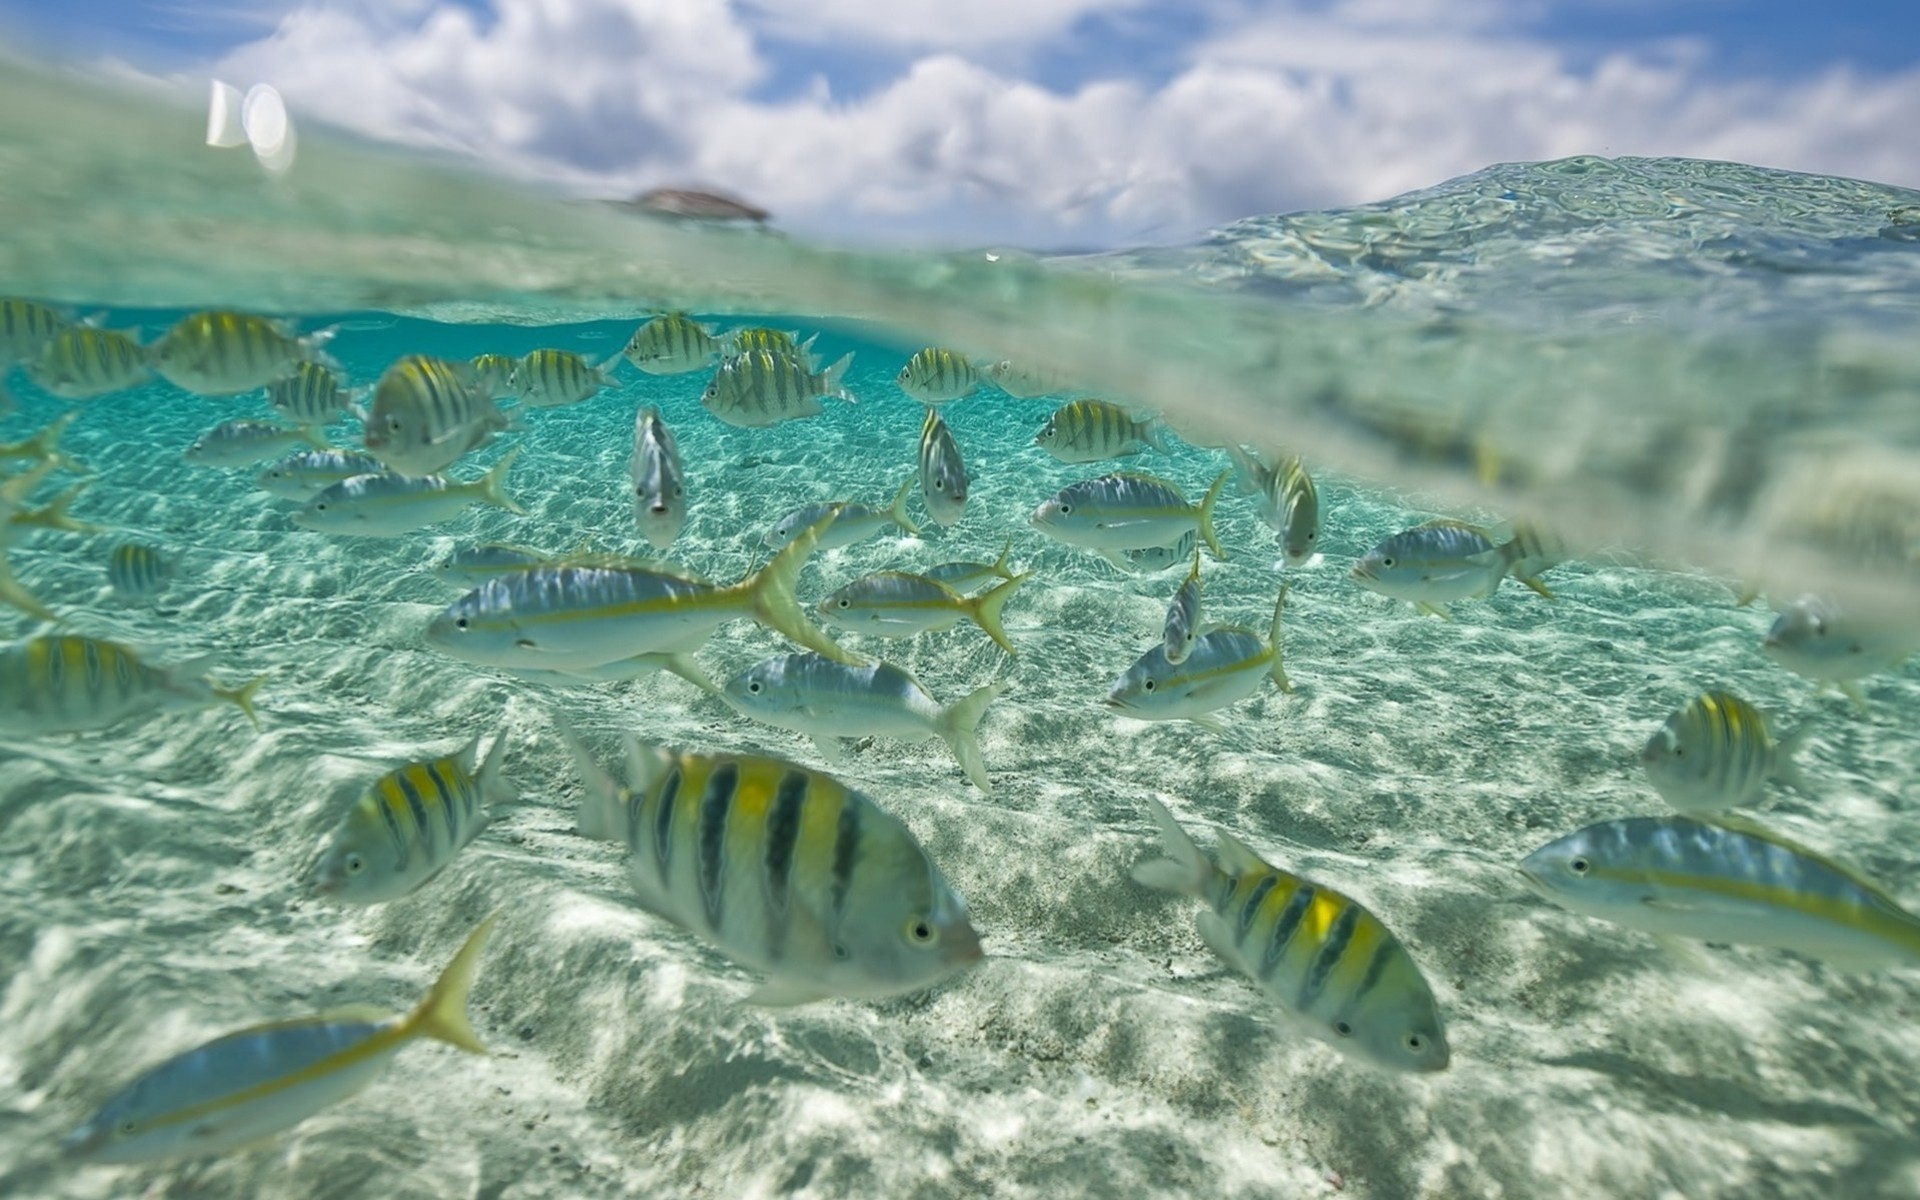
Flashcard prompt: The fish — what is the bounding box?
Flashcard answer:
[0,464,62,620]
[724,652,1004,791]
[496,651,719,693]
[925,540,1017,592]
[1120,531,1198,575]
[1228,448,1319,566]
[1031,471,1229,563]
[624,314,725,375]
[430,542,554,588]
[1641,691,1808,815]
[466,353,519,398]
[1350,519,1553,617]
[0,298,72,365]
[726,327,815,365]
[312,734,515,903]
[31,326,148,400]
[0,412,89,475]
[631,406,687,552]
[1519,815,1920,969]
[509,348,617,408]
[294,449,523,537]
[1033,400,1166,463]
[765,479,922,550]
[918,408,969,527]
[256,449,388,500]
[0,635,263,734]
[2,473,96,538]
[703,349,854,428]
[185,419,328,469]
[818,571,1026,655]
[1131,796,1449,1073]
[1763,594,1920,709]
[1163,551,1203,666]
[63,915,498,1164]
[1107,588,1292,731]
[986,358,1074,399]
[425,514,854,671]
[267,361,354,428]
[363,354,512,478]
[896,348,982,405]
[107,542,172,601]
[149,310,335,396]
[554,720,982,1005]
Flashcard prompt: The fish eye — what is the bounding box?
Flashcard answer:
[1404,1032,1425,1052]
[1307,532,1316,541]
[386,417,402,432]
[454,617,469,630]
[1569,857,1590,875]
[346,854,364,874]
[1059,504,1071,514]
[747,681,761,694]
[119,1118,138,1136]
[904,916,938,945]
[314,503,327,511]
[837,598,850,608]
[1382,557,1395,567]
[1333,1020,1353,1038]
[1143,679,1155,692]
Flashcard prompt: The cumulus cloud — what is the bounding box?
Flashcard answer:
[738,0,1153,50]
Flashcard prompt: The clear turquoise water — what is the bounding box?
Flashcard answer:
[2,62,1920,1200]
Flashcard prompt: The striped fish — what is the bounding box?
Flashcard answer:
[63,915,497,1164]
[31,326,148,400]
[726,327,814,365]
[554,721,982,1004]
[1163,551,1203,665]
[363,355,511,477]
[1107,588,1291,730]
[0,635,262,734]
[819,571,1026,655]
[1031,471,1229,562]
[624,313,724,375]
[1033,400,1165,463]
[896,348,981,405]
[631,406,687,552]
[185,419,328,468]
[466,353,519,398]
[0,412,88,475]
[1520,815,1920,969]
[510,348,616,408]
[256,449,387,500]
[313,734,514,903]
[149,310,334,396]
[1229,448,1319,566]
[703,350,853,428]
[917,408,969,527]
[1763,594,1920,708]
[294,449,523,537]
[1133,797,1449,1073]
[925,540,1016,593]
[268,361,353,427]
[1350,519,1553,618]
[1641,691,1808,814]
[765,479,922,550]
[0,298,72,364]
[107,542,172,600]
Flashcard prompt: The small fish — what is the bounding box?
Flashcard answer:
[185,419,328,468]
[896,348,982,405]
[1120,531,1198,575]
[0,412,89,475]
[256,449,388,500]
[724,652,1004,790]
[1033,400,1165,463]
[364,355,511,477]
[294,450,523,537]
[1350,519,1552,617]
[0,635,262,734]
[63,915,497,1164]
[1107,588,1291,730]
[498,651,718,693]
[703,350,854,428]
[765,479,922,550]
[107,542,172,601]
[1229,448,1319,566]
[631,406,687,552]
[149,310,334,396]
[1163,552,1203,665]
[555,721,982,1005]
[1031,471,1228,563]
[430,543,554,588]
[918,409,969,527]
[31,326,148,400]
[986,358,1073,399]
[1519,815,1920,969]
[510,348,616,407]
[1132,797,1449,1073]
[726,327,815,365]
[624,313,724,375]
[0,298,72,365]
[466,353,520,398]
[1763,595,1920,709]
[267,361,354,428]
[313,734,515,903]
[819,571,1026,655]
[1501,519,1568,586]
[1641,691,1808,815]
[926,540,1016,592]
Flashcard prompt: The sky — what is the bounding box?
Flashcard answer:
[4,0,1919,248]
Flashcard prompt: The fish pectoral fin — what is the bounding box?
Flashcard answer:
[1189,714,1228,734]
[1415,602,1453,620]
[745,978,831,1007]
[808,734,848,763]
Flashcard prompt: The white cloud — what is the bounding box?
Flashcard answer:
[738,0,1152,50]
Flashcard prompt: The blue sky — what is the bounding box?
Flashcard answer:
[4,1,1918,246]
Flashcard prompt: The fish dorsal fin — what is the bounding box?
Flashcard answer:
[1213,828,1268,877]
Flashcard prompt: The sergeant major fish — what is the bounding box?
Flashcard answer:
[1121,530,1197,575]
[1350,519,1552,617]
[631,406,686,552]
[149,310,335,396]
[1228,448,1319,567]
[1107,588,1292,731]
[1034,400,1165,463]
[313,734,514,903]
[1641,691,1808,815]
[31,326,148,400]
[703,349,853,428]
[897,348,981,405]
[294,449,523,537]
[364,354,512,477]
[509,348,618,408]
[819,571,1026,656]
[0,635,262,734]
[466,353,519,398]
[765,479,921,551]
[624,313,724,375]
[0,297,71,366]
[727,327,815,364]
[107,542,172,602]
[918,409,969,527]
[185,420,328,469]
[268,361,355,428]
[1031,471,1229,563]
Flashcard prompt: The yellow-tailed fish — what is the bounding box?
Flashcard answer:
[896,347,982,405]
[1031,470,1229,563]
[466,353,519,398]
[425,514,854,670]
[107,542,172,601]
[313,735,514,903]
[0,635,263,733]
[1520,815,1920,969]
[1641,691,1808,815]
[294,449,523,537]
[364,354,511,477]
[431,542,554,588]
[925,539,1016,592]
[149,310,335,396]
[1033,399,1166,463]
[31,326,148,400]
[0,297,72,364]
[1132,796,1449,1073]
[3,474,96,538]
[509,348,618,408]
[765,478,921,550]
[703,349,853,428]
[185,419,328,468]
[267,361,354,428]
[726,326,815,366]
[631,405,687,552]
[256,449,386,500]
[0,412,89,475]
[918,408,969,527]
[1163,551,1203,666]
[63,915,498,1164]
[1120,530,1197,575]
[723,651,1003,791]
[1350,518,1552,617]
[1763,594,1920,709]
[819,570,1025,655]
[1228,447,1319,566]
[624,313,724,375]
[554,720,982,1004]
[1107,588,1291,731]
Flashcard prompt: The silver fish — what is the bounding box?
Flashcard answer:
[765,479,921,550]
[918,408,969,527]
[257,449,387,499]
[1031,471,1228,562]
[1163,552,1203,665]
[294,450,523,537]
[818,570,1025,655]
[925,540,1017,592]
[631,406,687,552]
[185,420,327,469]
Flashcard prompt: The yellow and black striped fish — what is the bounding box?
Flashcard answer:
[624,313,723,375]
[1641,690,1807,814]
[1132,797,1449,1073]
[896,347,981,405]
[107,542,172,600]
[702,350,853,429]
[1033,399,1165,463]
[726,327,812,364]
[0,298,72,365]
[510,348,614,408]
[267,360,352,427]
[149,310,334,396]
[0,635,262,734]
[363,354,510,477]
[466,353,519,398]
[556,719,982,1005]
[31,326,148,400]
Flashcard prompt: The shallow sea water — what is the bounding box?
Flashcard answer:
[1,65,1919,1200]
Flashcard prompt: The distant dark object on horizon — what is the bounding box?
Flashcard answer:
[614,187,772,226]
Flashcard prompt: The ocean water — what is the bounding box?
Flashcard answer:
[1,62,1919,1200]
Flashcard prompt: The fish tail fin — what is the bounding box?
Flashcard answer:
[551,709,627,841]
[1197,470,1229,559]
[0,553,56,621]
[212,673,267,730]
[1130,796,1214,897]
[407,913,498,1055]
[821,352,855,403]
[935,682,1005,792]
[1774,724,1813,793]
[1266,584,1294,692]
[477,447,525,515]
[886,477,922,536]
[1223,444,1264,494]
[990,537,1015,580]
[1140,417,1170,453]
[738,517,859,663]
[27,482,101,534]
[478,728,517,807]
[968,573,1027,655]
[795,332,820,370]
[662,653,720,695]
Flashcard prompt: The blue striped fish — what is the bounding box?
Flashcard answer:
[149,310,334,396]
[185,419,329,468]
[631,406,686,552]
[63,915,497,1164]
[294,449,523,537]
[765,479,921,550]
[313,735,514,903]
[1107,588,1291,730]
[925,540,1016,593]
[363,355,511,477]
[896,347,981,405]
[31,325,148,400]
[1351,519,1553,617]
[1763,594,1920,709]
[818,570,1026,655]
[554,718,982,1005]
[0,636,263,734]
[1163,551,1203,665]
[1641,691,1808,814]
[1132,797,1449,1073]
[107,542,172,600]
[1520,816,1920,969]
[918,408,969,527]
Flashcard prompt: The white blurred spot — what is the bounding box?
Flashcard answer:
[205,79,247,148]
[242,84,297,174]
